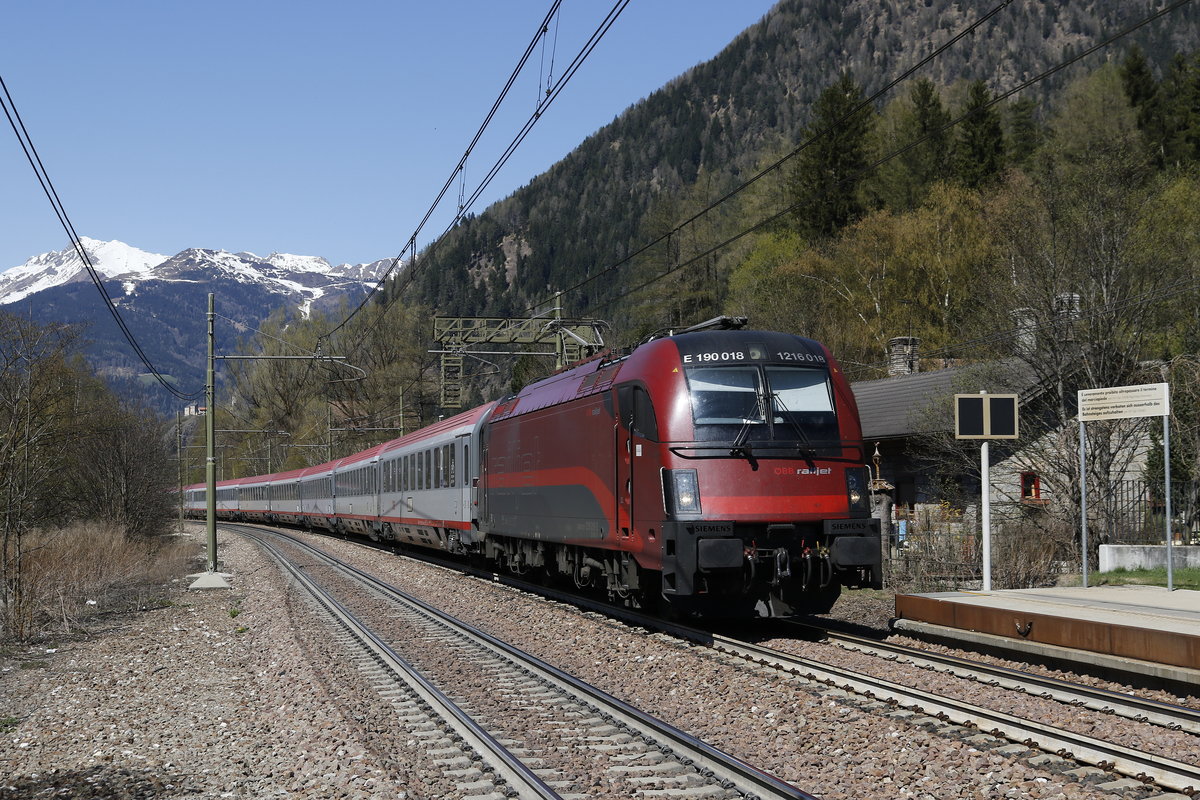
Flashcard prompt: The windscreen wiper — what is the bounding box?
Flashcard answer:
[730,393,765,458]
[770,392,818,467]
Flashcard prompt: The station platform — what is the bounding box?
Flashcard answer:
[892,586,1200,689]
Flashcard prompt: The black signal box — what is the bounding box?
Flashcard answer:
[955,394,1019,439]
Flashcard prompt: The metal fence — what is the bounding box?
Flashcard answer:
[1101,479,1199,546]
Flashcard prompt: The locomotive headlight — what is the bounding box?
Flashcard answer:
[846,467,869,512]
[665,469,702,515]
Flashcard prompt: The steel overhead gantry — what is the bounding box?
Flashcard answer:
[432,314,606,409]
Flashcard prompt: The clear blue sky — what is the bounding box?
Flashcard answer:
[0,1,777,271]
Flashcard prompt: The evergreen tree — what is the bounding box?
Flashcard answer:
[1120,45,1157,109]
[954,80,1005,188]
[1006,97,1043,169]
[1159,53,1200,166]
[906,78,953,187]
[789,72,874,239]
[1121,44,1170,166]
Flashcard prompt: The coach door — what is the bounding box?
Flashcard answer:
[478,422,490,528]
[456,434,470,526]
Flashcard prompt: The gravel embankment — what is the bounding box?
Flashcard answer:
[1,532,419,799]
[3,526,1194,800]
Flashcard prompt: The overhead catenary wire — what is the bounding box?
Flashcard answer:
[332,0,630,346]
[310,0,632,421]
[328,0,578,338]
[0,74,202,401]
[346,0,1184,419]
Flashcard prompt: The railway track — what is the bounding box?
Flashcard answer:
[401,540,1200,794]
[236,524,1200,796]
[786,619,1200,735]
[233,524,817,800]
[693,625,1200,795]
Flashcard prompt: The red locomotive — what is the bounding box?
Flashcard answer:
[185,319,881,617]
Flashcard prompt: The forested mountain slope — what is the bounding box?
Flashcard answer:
[396,0,1197,329]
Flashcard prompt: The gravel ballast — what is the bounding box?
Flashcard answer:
[3,526,1194,799]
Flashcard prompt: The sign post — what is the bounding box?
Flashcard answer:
[1077,383,1172,589]
[955,392,1019,592]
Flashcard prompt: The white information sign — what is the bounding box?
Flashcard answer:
[1077,382,1169,422]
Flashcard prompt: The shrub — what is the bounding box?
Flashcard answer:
[1,523,197,641]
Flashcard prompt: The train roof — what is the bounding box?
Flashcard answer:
[181,403,497,493]
[362,402,496,463]
[489,328,833,423]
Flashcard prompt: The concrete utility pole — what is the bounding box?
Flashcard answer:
[190,293,230,589]
[176,411,184,533]
[188,292,357,591]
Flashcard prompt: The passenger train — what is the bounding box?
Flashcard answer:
[184,321,881,617]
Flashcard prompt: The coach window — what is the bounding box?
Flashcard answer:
[425,449,433,490]
[434,447,442,489]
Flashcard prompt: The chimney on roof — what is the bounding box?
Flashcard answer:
[887,336,920,376]
[1010,307,1036,357]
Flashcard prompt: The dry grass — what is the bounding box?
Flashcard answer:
[2,523,200,642]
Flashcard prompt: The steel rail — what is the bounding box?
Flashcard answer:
[239,527,563,800]
[789,620,1200,735]
[391,545,1200,793]
[231,523,1200,794]
[698,632,1200,795]
[240,524,817,800]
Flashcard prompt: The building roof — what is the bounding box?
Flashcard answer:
[851,359,1038,441]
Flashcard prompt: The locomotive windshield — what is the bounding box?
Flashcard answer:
[685,365,838,445]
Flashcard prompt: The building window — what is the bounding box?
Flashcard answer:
[1020,472,1041,501]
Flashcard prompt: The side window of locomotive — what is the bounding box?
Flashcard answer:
[632,386,659,440]
[617,385,634,431]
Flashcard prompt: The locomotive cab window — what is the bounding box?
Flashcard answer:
[685,365,837,444]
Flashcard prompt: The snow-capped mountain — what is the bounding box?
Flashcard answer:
[0,238,387,314]
[0,238,167,304]
[0,238,396,412]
